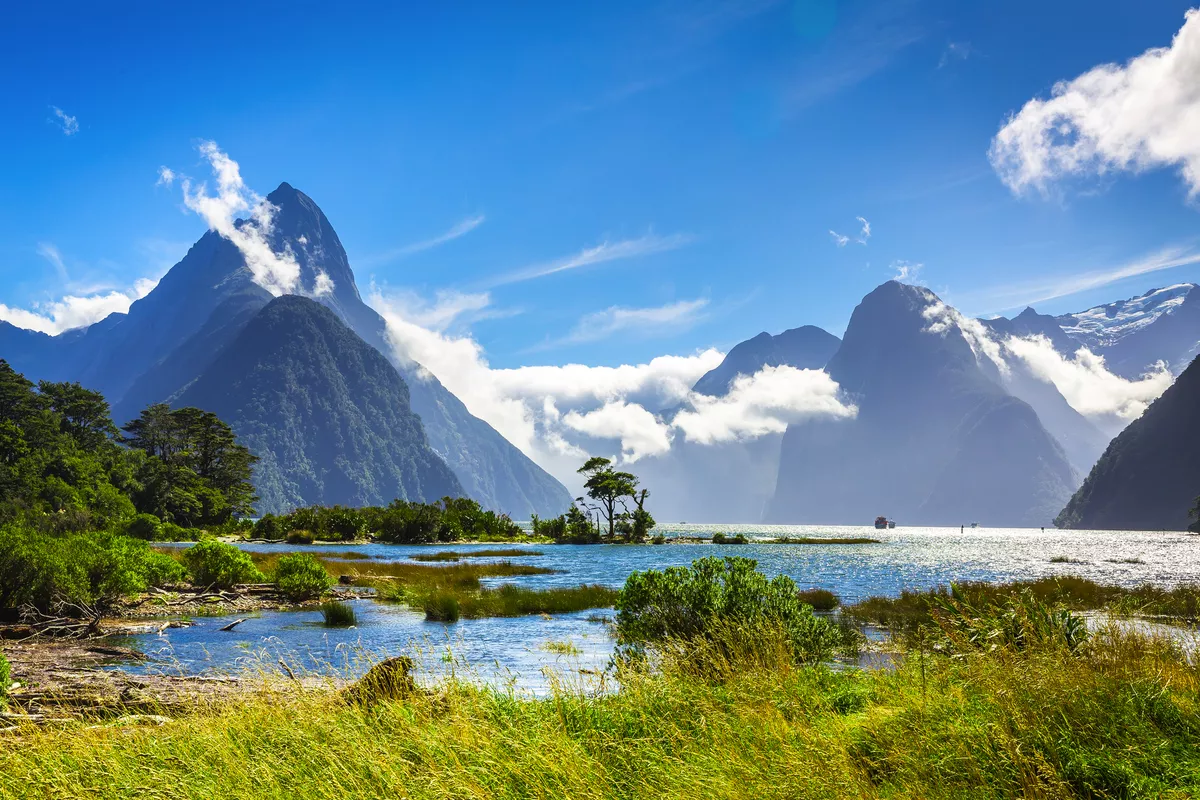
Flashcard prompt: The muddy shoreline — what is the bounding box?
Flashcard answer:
[1,586,370,722]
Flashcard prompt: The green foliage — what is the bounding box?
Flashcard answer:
[123,404,258,526]
[0,651,8,710]
[319,601,357,627]
[257,498,526,544]
[273,553,334,602]
[712,532,748,544]
[616,556,842,665]
[0,524,184,611]
[533,504,601,543]
[124,513,162,540]
[796,588,840,611]
[0,361,256,532]
[931,587,1090,654]
[181,540,263,590]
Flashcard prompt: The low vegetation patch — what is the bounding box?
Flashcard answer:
[846,575,1200,636]
[769,536,881,545]
[796,588,840,611]
[711,532,748,545]
[251,498,528,544]
[319,601,357,627]
[409,548,544,563]
[421,584,617,622]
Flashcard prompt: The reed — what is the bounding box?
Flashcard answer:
[319,601,357,627]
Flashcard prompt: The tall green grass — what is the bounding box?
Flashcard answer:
[1,620,1196,798]
[420,584,617,622]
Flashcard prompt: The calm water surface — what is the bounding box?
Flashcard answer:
[120,524,1200,690]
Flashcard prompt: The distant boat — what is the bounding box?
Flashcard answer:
[888,520,897,529]
[970,522,979,528]
[874,516,893,530]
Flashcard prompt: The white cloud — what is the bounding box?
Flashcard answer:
[856,216,871,244]
[369,286,859,481]
[0,278,158,335]
[938,41,971,69]
[563,402,674,462]
[487,233,691,287]
[922,298,1010,376]
[312,270,334,298]
[829,230,850,247]
[892,260,922,282]
[362,215,486,266]
[156,167,175,187]
[177,141,312,297]
[37,243,68,281]
[50,106,78,136]
[958,245,1200,314]
[990,10,1200,197]
[1004,335,1173,432]
[672,365,857,444]
[564,298,709,344]
[378,288,494,331]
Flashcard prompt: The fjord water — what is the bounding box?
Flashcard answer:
[121,525,1200,690]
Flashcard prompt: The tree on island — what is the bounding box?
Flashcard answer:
[575,456,656,543]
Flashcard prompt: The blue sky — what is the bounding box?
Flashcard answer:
[3,0,1200,370]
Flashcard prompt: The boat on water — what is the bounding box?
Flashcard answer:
[874,516,896,530]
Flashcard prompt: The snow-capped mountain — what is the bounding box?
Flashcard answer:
[1055,284,1200,378]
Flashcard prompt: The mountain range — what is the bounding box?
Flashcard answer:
[0,183,571,518]
[2,181,1197,528]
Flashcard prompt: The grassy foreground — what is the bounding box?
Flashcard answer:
[3,622,1198,799]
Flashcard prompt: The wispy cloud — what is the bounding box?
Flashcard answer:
[49,106,78,136]
[781,2,926,115]
[37,243,68,282]
[564,298,710,344]
[156,166,175,187]
[938,41,972,68]
[486,232,692,288]
[892,260,923,282]
[855,216,871,245]
[361,214,486,266]
[962,246,1200,314]
[829,230,849,247]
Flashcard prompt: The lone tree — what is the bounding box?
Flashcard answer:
[576,456,656,542]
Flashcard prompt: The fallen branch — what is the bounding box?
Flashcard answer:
[218,618,247,632]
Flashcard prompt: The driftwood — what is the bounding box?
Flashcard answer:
[17,601,103,640]
[218,618,247,632]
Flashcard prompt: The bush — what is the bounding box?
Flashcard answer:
[285,529,315,545]
[423,590,460,622]
[274,553,334,602]
[125,513,162,540]
[253,514,283,540]
[0,525,185,611]
[616,557,841,666]
[181,540,263,589]
[712,533,748,545]
[796,588,840,611]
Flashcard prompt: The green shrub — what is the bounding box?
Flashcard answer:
[274,553,334,602]
[253,514,283,540]
[616,556,841,665]
[125,513,162,540]
[712,532,748,545]
[320,601,357,627]
[0,526,184,610]
[286,529,315,545]
[796,588,840,611]
[181,540,263,589]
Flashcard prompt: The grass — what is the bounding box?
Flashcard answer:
[421,584,618,622]
[1049,555,1087,564]
[409,549,545,563]
[1,620,1198,798]
[319,601,357,627]
[768,536,881,545]
[248,551,557,589]
[846,575,1200,634]
[542,640,582,656]
[796,588,840,611]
